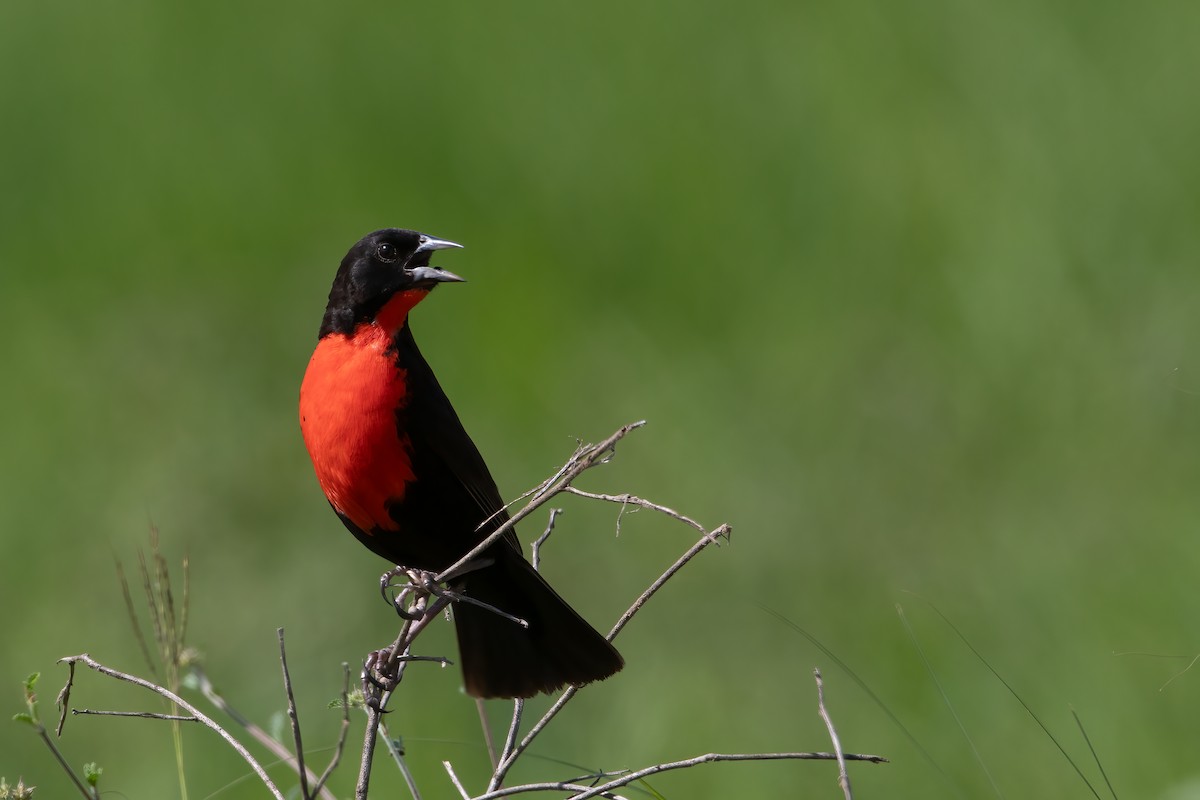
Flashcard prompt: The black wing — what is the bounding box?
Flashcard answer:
[392,324,523,555]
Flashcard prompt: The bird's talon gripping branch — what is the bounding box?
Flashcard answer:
[362,648,399,702]
[379,566,409,601]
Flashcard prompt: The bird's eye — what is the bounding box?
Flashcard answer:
[376,242,399,262]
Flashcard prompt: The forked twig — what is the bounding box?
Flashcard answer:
[531,508,563,571]
[490,524,730,790]
[479,750,887,800]
[815,668,853,800]
[58,653,286,800]
[437,421,646,584]
[192,665,340,800]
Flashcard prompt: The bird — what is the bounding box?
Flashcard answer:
[298,228,623,698]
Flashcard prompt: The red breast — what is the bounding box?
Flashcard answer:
[299,318,414,535]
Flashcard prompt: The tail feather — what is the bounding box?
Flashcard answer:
[452,551,623,699]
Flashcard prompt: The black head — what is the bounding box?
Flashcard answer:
[319,228,464,337]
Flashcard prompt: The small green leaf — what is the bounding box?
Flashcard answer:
[267,710,285,743]
[22,674,39,693]
[12,713,34,726]
[82,763,102,787]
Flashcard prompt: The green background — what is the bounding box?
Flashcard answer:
[3,1,1199,797]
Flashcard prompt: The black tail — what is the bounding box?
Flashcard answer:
[452,550,624,699]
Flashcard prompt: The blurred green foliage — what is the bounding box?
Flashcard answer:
[3,0,1200,797]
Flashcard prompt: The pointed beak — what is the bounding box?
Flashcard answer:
[416,235,464,253]
[407,265,466,285]
[409,234,465,285]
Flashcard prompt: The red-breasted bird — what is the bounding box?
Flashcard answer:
[299,228,623,698]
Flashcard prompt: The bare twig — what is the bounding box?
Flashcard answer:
[437,421,646,584]
[192,666,338,800]
[357,699,385,800]
[479,783,625,800]
[531,508,563,571]
[72,709,197,721]
[444,760,471,800]
[560,488,712,538]
[608,524,730,640]
[478,750,887,800]
[492,524,730,788]
[358,589,456,799]
[815,669,852,800]
[278,628,310,800]
[55,659,75,737]
[487,700,525,793]
[58,653,285,800]
[311,664,353,799]
[26,666,97,800]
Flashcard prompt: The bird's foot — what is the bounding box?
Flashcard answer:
[379,567,441,619]
[362,645,455,708]
[362,647,399,708]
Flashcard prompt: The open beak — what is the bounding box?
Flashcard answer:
[408,234,465,285]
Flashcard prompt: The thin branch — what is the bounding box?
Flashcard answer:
[357,699,385,800]
[815,669,852,800]
[560,488,711,538]
[310,663,353,799]
[192,666,338,800]
[531,509,563,572]
[478,751,888,800]
[31,665,97,800]
[72,709,197,722]
[58,653,286,800]
[608,524,729,640]
[358,590,454,799]
[492,524,730,786]
[443,760,471,800]
[487,700,525,793]
[436,421,646,584]
[278,628,310,800]
[55,659,75,737]
[32,723,97,799]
